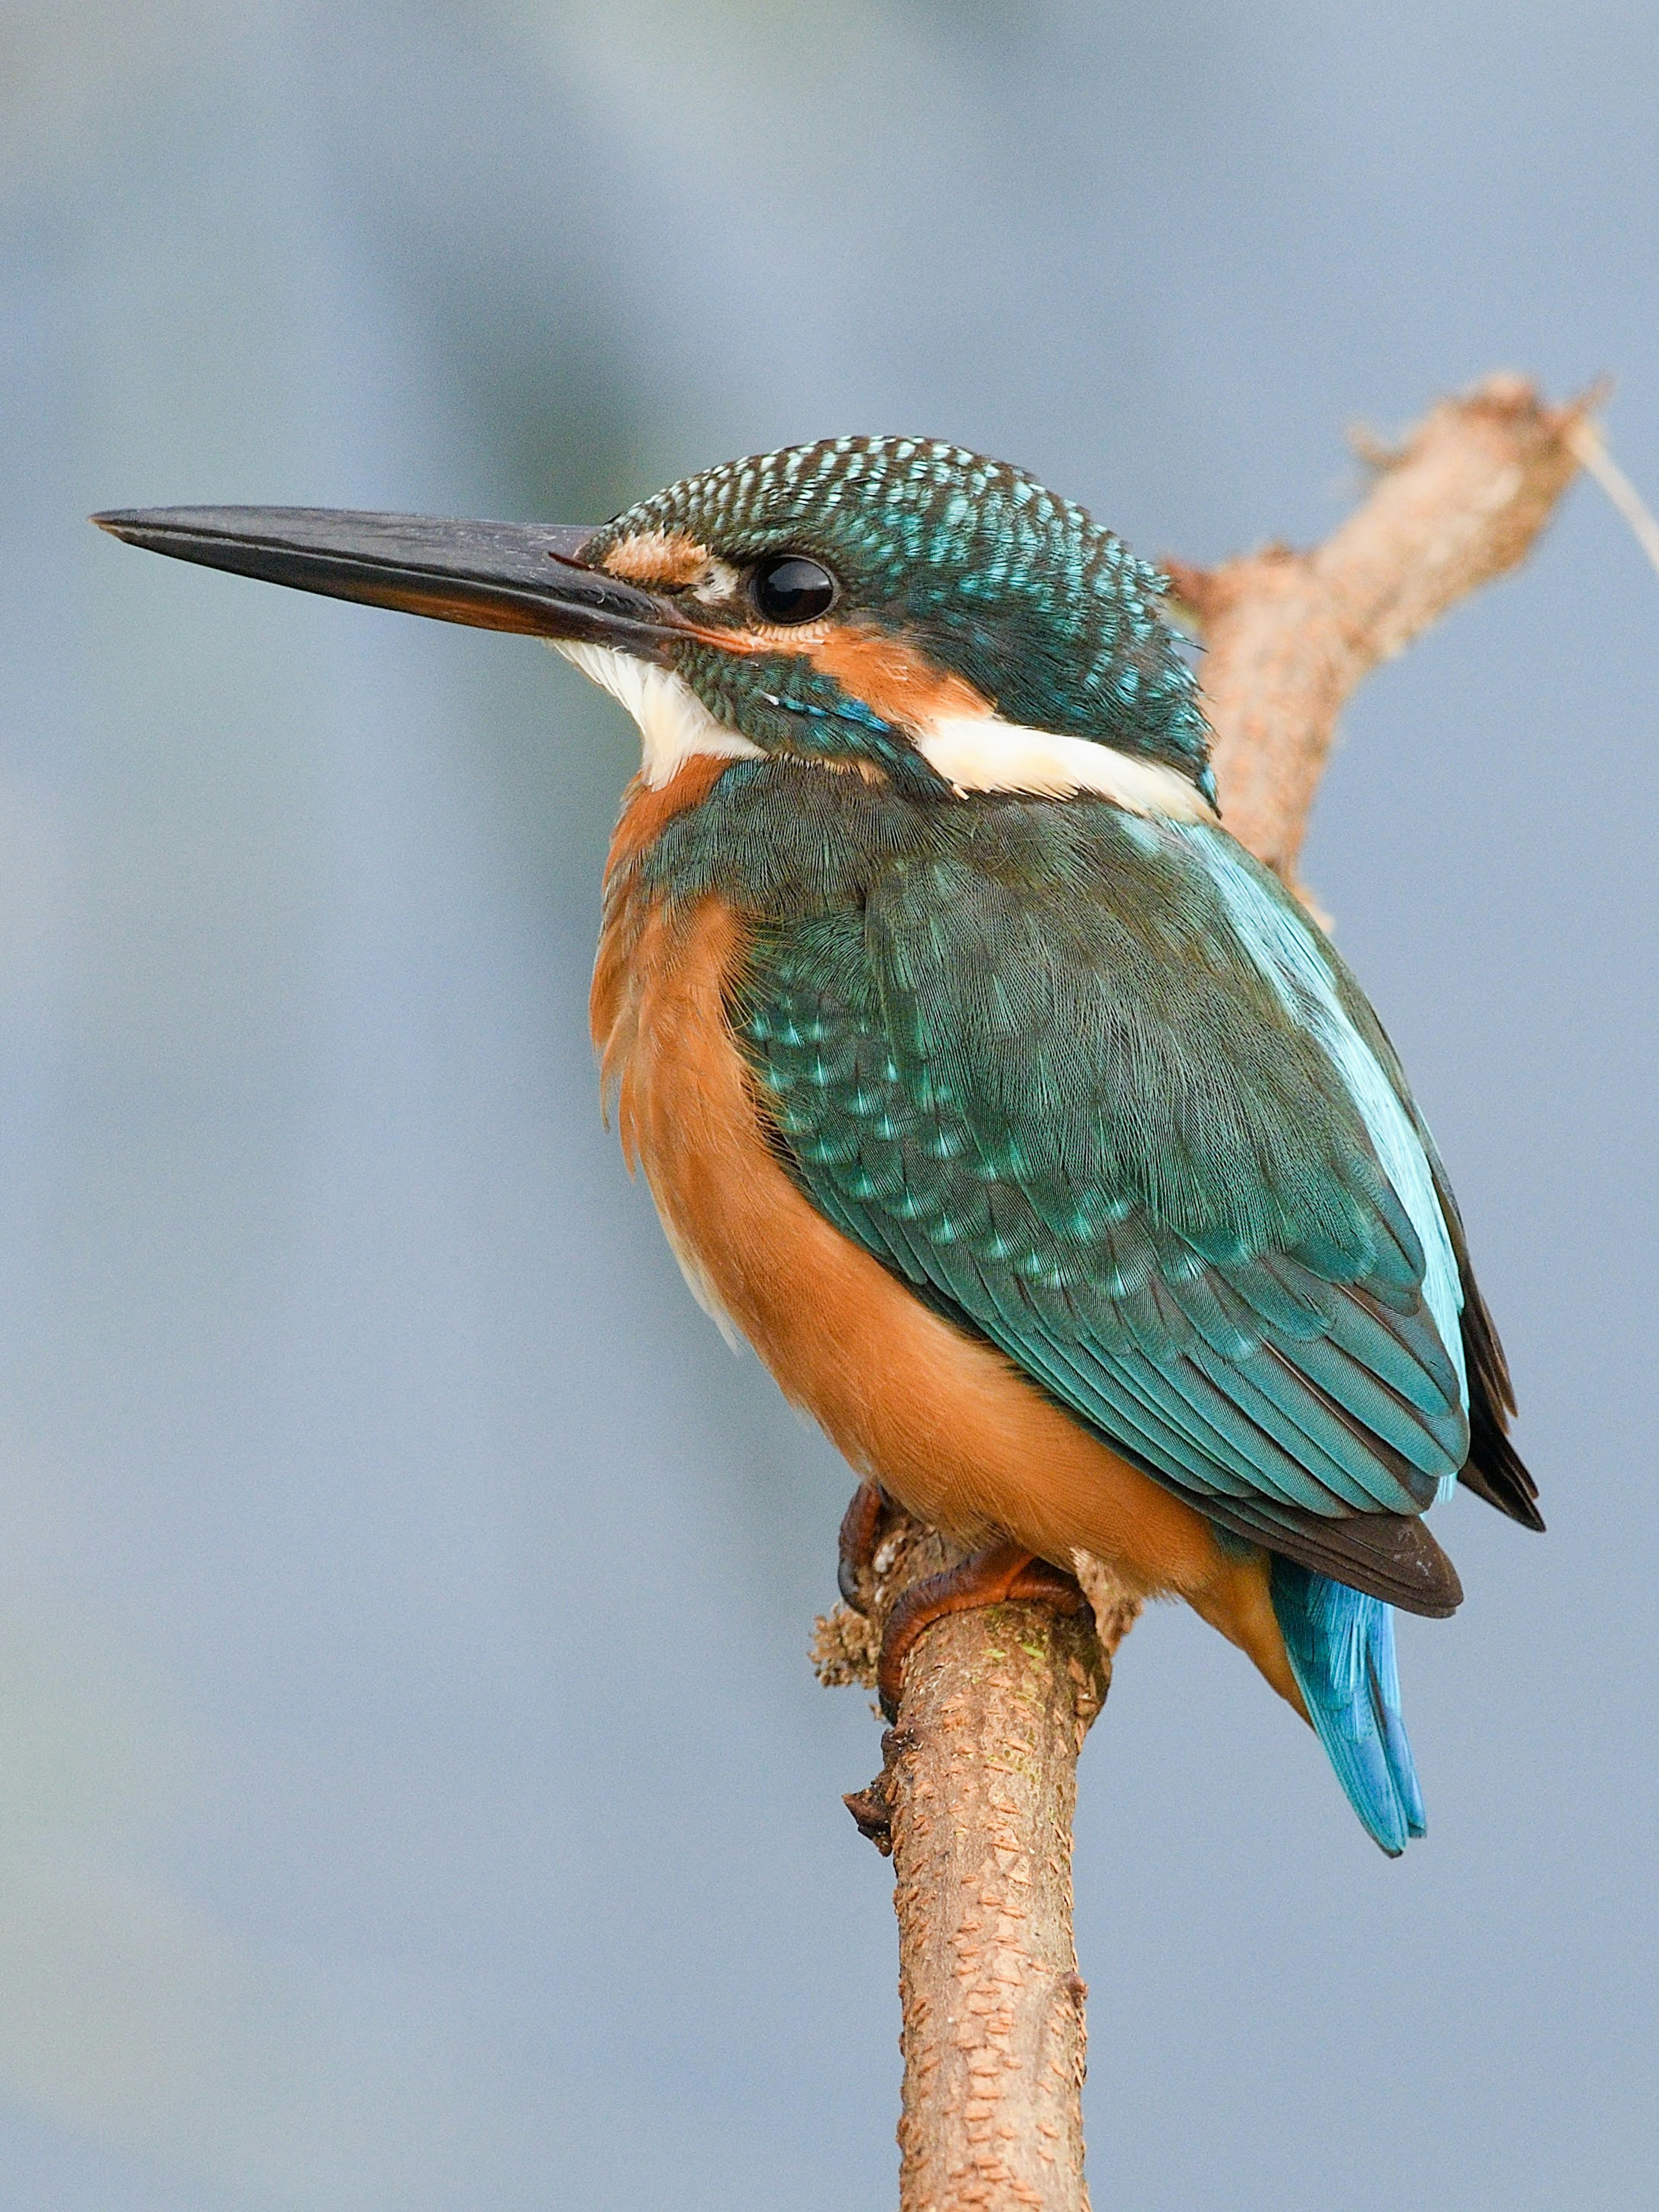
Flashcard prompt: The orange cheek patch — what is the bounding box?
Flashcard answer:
[601,529,712,589]
[669,615,1002,703]
[806,621,991,731]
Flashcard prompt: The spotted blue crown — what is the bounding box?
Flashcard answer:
[588,436,1212,784]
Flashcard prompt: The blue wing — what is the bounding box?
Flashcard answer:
[739,805,1479,1614]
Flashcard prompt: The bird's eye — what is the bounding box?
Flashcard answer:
[751,554,837,625]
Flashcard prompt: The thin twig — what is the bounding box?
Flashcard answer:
[1565,417,1659,580]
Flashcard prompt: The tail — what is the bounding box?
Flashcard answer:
[1270,1557,1426,1856]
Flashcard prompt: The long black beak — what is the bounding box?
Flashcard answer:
[90,506,683,652]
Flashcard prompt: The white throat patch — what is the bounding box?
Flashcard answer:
[916,712,1216,818]
[555,643,763,788]
[557,641,1213,818]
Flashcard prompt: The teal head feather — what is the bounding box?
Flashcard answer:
[582,437,1214,795]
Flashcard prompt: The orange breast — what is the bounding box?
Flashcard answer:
[589,765,1297,1703]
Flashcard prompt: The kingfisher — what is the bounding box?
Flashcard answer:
[95,436,1541,1853]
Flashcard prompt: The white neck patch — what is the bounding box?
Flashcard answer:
[917,712,1216,818]
[555,642,763,788]
[558,641,1214,818]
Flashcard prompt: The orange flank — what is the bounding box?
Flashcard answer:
[591,764,1305,1719]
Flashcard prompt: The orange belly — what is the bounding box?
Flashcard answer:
[591,786,1297,1707]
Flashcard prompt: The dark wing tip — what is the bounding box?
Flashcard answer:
[1458,1291,1544,1530]
[1461,1395,1545,1530]
[1211,1495,1464,1617]
[1444,1198,1544,1531]
[1310,1510,1465,1619]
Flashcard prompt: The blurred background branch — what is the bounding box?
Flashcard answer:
[1168,374,1594,901]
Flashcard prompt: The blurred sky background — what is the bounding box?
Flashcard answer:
[2,2,1656,2206]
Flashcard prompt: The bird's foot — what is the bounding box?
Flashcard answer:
[836,1479,890,1612]
[876,1540,1090,1721]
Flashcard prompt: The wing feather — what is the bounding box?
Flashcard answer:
[737,802,1532,1604]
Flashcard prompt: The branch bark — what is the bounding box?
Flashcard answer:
[1166,371,1592,897]
[813,372,1587,2210]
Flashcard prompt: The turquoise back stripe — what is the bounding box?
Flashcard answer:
[1177,827,1467,1490]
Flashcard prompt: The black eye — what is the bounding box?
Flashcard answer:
[751,554,837,624]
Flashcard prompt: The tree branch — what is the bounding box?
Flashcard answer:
[814,372,1587,2209]
[1166,370,1592,897]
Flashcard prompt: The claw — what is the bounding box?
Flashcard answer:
[877,1541,1089,1720]
[837,1480,889,1611]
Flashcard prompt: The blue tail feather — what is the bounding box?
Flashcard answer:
[1269,1557,1426,1855]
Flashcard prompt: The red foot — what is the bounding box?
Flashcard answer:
[837,1480,889,1611]
[877,1540,1090,1720]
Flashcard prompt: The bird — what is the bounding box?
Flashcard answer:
[94,436,1541,1853]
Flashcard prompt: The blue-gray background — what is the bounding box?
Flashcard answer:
[2,4,1654,2206]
